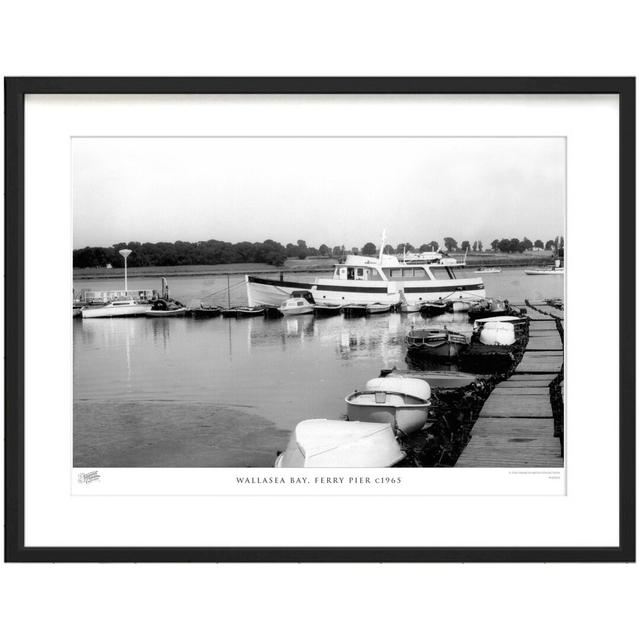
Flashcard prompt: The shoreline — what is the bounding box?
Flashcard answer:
[73,255,557,281]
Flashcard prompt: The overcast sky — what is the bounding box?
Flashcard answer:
[73,137,565,250]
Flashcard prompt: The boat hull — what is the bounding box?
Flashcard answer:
[145,309,186,317]
[313,304,342,316]
[246,274,485,307]
[345,392,430,436]
[524,269,564,275]
[81,304,150,318]
[280,306,314,316]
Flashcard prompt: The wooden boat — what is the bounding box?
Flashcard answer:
[81,298,150,318]
[274,419,405,468]
[345,377,432,436]
[381,368,483,391]
[221,306,264,318]
[366,302,391,314]
[262,305,284,319]
[313,302,343,316]
[191,305,222,318]
[342,303,368,317]
[524,267,564,275]
[419,301,448,317]
[474,267,502,274]
[279,290,315,316]
[468,297,509,320]
[145,299,186,317]
[405,326,469,359]
[400,302,421,313]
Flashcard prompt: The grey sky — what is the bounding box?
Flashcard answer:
[73,137,565,250]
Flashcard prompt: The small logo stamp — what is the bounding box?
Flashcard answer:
[78,470,101,484]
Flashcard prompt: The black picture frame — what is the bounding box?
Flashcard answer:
[4,77,635,563]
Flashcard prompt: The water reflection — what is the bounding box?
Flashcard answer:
[74,271,564,426]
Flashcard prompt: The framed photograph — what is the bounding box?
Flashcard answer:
[5,77,635,562]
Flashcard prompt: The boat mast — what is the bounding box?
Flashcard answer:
[227,273,231,308]
[119,249,132,295]
[378,229,387,263]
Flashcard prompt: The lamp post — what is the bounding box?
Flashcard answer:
[119,249,132,294]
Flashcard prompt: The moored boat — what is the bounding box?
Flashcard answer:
[191,305,222,318]
[274,419,405,468]
[81,298,151,318]
[524,267,564,275]
[342,303,368,317]
[366,302,391,314]
[405,326,469,359]
[145,299,186,317]
[474,267,502,274]
[279,290,315,316]
[313,302,343,316]
[419,301,448,317]
[246,250,485,308]
[345,377,431,436]
[468,297,509,320]
[221,306,264,318]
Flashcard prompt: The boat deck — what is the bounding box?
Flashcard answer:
[455,303,564,468]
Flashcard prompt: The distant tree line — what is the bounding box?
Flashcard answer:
[358,236,563,256]
[74,235,565,269]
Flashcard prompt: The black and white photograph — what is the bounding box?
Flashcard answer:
[72,135,565,470]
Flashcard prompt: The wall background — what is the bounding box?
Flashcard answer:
[1,1,637,639]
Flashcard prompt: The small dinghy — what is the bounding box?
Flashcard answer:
[473,315,528,338]
[274,419,405,468]
[191,305,222,318]
[474,267,502,274]
[400,301,421,313]
[342,303,368,317]
[221,306,264,318]
[451,300,471,312]
[146,299,186,317]
[405,326,469,359]
[262,304,284,319]
[381,368,482,391]
[279,290,315,316]
[346,377,431,436]
[468,297,509,320]
[419,301,448,317]
[313,302,343,316]
[366,302,391,314]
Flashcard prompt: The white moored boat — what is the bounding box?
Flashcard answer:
[524,267,565,275]
[246,251,485,308]
[275,419,405,468]
[345,377,431,436]
[81,298,150,318]
[278,290,315,316]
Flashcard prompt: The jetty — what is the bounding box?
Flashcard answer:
[455,301,564,467]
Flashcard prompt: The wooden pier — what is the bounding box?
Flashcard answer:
[455,302,564,467]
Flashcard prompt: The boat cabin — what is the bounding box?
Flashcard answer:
[290,290,316,304]
[333,256,463,282]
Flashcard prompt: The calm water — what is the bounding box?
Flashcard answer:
[73,268,563,467]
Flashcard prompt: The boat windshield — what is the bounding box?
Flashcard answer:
[429,266,459,280]
[381,266,429,281]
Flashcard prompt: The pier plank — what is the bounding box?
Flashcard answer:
[492,386,548,395]
[498,379,552,388]
[456,418,562,467]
